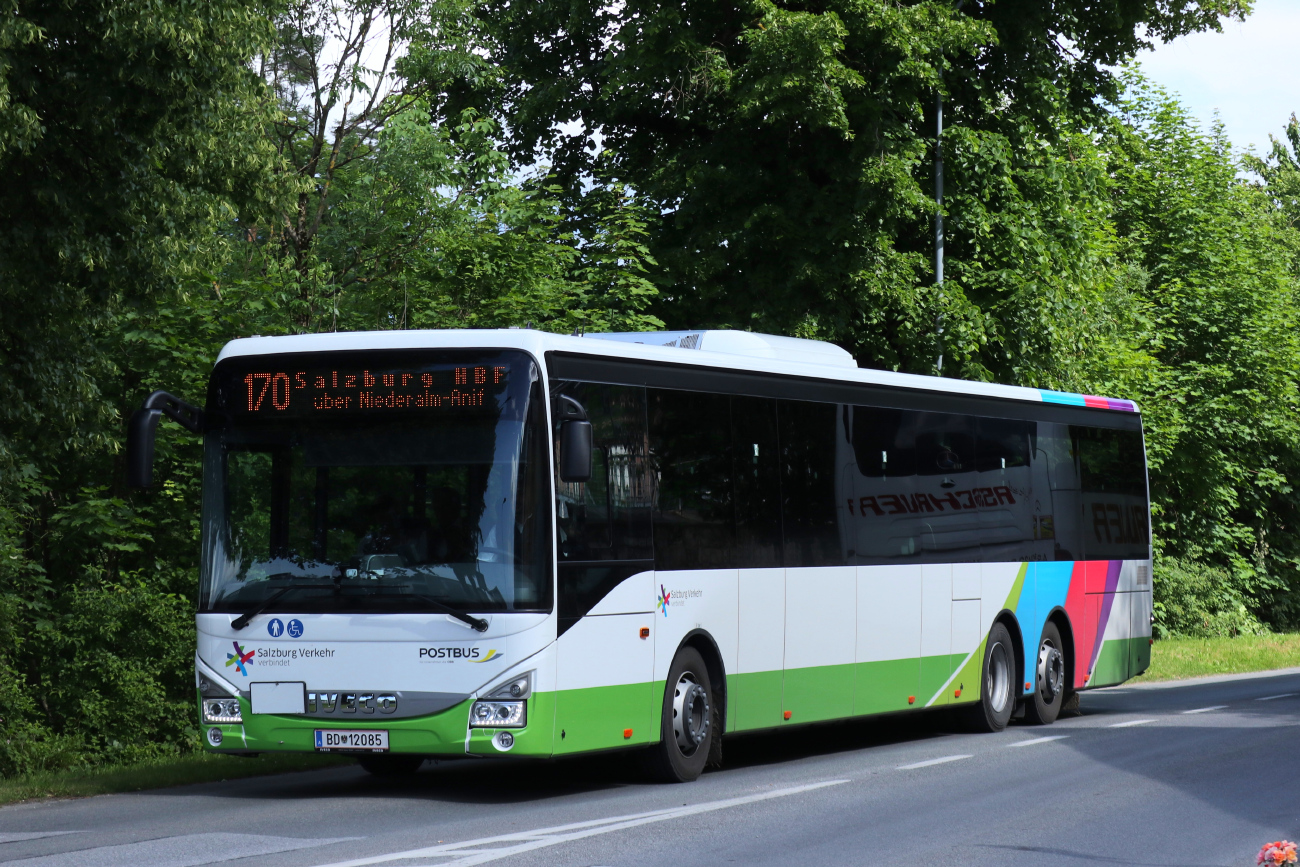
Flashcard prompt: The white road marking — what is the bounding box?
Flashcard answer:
[896,755,972,770]
[1,833,355,867]
[0,833,82,845]
[1181,705,1228,714]
[1256,693,1297,701]
[308,779,849,867]
[1108,718,1157,728]
[1008,736,1068,748]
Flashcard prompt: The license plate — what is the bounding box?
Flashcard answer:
[314,729,389,752]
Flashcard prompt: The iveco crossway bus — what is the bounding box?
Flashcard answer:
[126,329,1151,782]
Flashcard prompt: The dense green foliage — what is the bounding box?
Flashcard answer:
[1,0,1296,776]
[434,0,1250,379]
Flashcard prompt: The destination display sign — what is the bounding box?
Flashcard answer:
[214,353,522,420]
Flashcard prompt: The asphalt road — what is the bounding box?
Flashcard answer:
[5,668,1300,867]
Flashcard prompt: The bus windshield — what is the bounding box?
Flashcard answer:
[198,350,552,615]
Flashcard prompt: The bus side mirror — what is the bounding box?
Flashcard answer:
[126,390,206,489]
[126,408,164,488]
[555,395,592,483]
[559,420,593,483]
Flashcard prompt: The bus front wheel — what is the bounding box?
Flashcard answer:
[1024,622,1067,725]
[645,647,715,783]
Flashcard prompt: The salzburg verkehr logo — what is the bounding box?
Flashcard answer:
[226,641,254,676]
[657,584,671,617]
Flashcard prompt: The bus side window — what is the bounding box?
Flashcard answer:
[647,389,735,570]
[975,417,1039,563]
[779,400,843,568]
[846,405,921,564]
[911,412,979,564]
[732,396,782,568]
[552,382,652,562]
[1037,422,1081,561]
[1075,426,1149,560]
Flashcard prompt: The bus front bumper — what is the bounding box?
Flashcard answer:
[199,692,555,758]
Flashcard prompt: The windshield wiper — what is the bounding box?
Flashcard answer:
[230,582,337,630]
[376,591,489,632]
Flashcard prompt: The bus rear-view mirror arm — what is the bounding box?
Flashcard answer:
[556,395,592,483]
[126,390,206,489]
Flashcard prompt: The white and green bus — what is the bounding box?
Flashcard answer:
[128,329,1151,781]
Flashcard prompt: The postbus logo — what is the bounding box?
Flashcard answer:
[226,641,254,676]
[418,647,502,663]
[657,585,671,617]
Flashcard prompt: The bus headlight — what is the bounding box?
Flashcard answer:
[203,698,242,724]
[469,700,526,728]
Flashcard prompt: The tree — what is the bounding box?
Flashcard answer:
[429,0,1249,379]
[1244,113,1300,233]
[0,0,280,460]
[0,0,283,774]
[1093,71,1300,627]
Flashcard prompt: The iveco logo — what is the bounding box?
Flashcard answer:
[307,692,396,714]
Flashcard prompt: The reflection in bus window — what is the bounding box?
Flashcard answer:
[552,382,652,562]
[1076,426,1149,560]
[649,389,735,570]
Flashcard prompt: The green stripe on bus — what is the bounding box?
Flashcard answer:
[553,682,656,755]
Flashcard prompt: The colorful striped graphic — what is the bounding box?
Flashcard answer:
[1038,389,1138,413]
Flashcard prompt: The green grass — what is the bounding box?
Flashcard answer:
[0,751,353,807]
[1129,633,1300,683]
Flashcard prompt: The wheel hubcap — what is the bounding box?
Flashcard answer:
[1037,640,1064,701]
[987,640,1012,713]
[672,673,710,754]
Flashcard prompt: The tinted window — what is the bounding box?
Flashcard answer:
[779,400,842,567]
[846,405,924,563]
[732,397,783,568]
[1035,422,1082,560]
[976,418,1050,563]
[846,412,1057,565]
[552,382,652,562]
[648,390,736,570]
[905,413,981,563]
[201,356,552,615]
[1076,426,1149,560]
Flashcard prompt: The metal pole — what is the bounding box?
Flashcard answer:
[934,89,944,376]
[933,0,961,378]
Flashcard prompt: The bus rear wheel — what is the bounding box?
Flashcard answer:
[645,647,715,783]
[962,622,1016,733]
[358,754,424,776]
[1024,622,1067,725]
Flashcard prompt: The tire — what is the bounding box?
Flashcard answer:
[357,754,424,776]
[644,647,716,783]
[1024,621,1068,725]
[962,622,1016,733]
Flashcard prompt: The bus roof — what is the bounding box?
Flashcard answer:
[214,328,1139,415]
